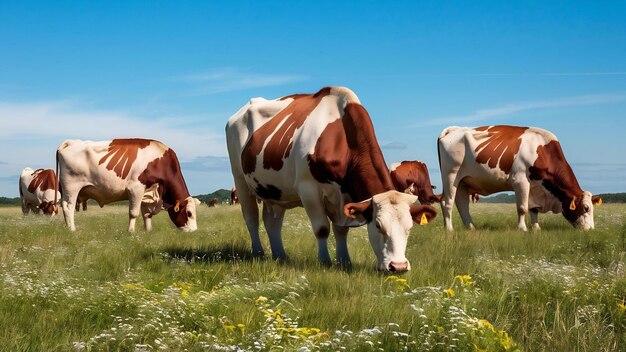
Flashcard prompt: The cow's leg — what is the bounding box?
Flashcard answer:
[332,223,351,269]
[299,187,332,266]
[61,187,79,231]
[530,209,540,231]
[21,198,29,216]
[440,174,459,231]
[513,183,530,231]
[262,203,286,260]
[235,180,263,257]
[127,188,143,232]
[455,184,475,230]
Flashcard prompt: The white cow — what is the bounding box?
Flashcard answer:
[437,125,602,231]
[57,138,197,232]
[226,87,437,271]
[19,167,61,216]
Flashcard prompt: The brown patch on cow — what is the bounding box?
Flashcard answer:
[38,201,58,215]
[308,102,394,222]
[528,140,584,223]
[390,161,439,205]
[255,183,282,200]
[474,125,528,174]
[231,187,238,204]
[241,87,332,174]
[208,198,218,207]
[99,139,151,179]
[27,169,57,193]
[167,198,190,227]
[138,148,192,228]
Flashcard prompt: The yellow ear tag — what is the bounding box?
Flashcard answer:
[569,198,576,211]
[420,213,428,225]
[174,201,180,212]
[596,198,603,206]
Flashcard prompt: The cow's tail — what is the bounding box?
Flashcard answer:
[55,148,60,207]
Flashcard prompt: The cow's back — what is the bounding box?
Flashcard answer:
[227,87,358,205]
[57,139,168,203]
[438,125,560,195]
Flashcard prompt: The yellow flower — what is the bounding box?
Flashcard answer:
[445,288,455,297]
[237,323,245,333]
[437,326,445,333]
[478,319,496,333]
[618,299,626,313]
[223,324,235,333]
[256,296,268,303]
[455,274,474,286]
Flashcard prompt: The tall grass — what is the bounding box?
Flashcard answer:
[0,203,624,351]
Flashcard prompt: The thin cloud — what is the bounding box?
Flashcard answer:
[0,99,227,165]
[414,92,626,128]
[180,155,231,172]
[177,67,306,96]
[381,141,407,150]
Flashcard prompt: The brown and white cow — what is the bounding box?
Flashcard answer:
[230,187,238,205]
[19,167,61,216]
[226,87,437,271]
[389,161,442,205]
[437,125,602,231]
[57,138,197,232]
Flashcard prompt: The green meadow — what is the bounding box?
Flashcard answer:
[0,203,624,351]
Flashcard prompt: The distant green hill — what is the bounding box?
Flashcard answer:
[195,189,232,204]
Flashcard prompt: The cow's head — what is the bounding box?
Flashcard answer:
[38,201,58,216]
[344,190,437,272]
[562,191,602,230]
[167,196,198,232]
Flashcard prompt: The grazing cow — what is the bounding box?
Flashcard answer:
[208,198,219,207]
[231,187,238,205]
[437,125,602,231]
[57,138,197,232]
[226,87,437,271]
[389,161,442,205]
[19,167,60,216]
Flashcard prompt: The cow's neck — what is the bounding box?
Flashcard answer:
[529,141,583,204]
[138,149,190,206]
[340,103,395,202]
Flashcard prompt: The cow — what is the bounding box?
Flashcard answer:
[231,187,238,205]
[56,138,198,232]
[437,125,602,231]
[226,86,437,272]
[389,161,442,205]
[19,167,60,216]
[208,198,219,207]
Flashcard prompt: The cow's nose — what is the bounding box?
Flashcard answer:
[388,261,409,272]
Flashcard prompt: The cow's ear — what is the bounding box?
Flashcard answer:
[343,200,372,219]
[592,195,603,206]
[409,204,437,225]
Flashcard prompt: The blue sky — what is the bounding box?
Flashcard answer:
[1,1,625,197]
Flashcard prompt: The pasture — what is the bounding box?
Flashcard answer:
[0,203,624,351]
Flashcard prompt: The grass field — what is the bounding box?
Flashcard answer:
[0,203,624,351]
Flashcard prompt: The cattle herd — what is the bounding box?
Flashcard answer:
[18,86,602,271]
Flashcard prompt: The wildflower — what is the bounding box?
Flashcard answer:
[237,323,246,333]
[223,325,236,333]
[618,299,626,313]
[455,274,474,287]
[445,288,455,297]
[256,296,268,303]
[437,326,445,333]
